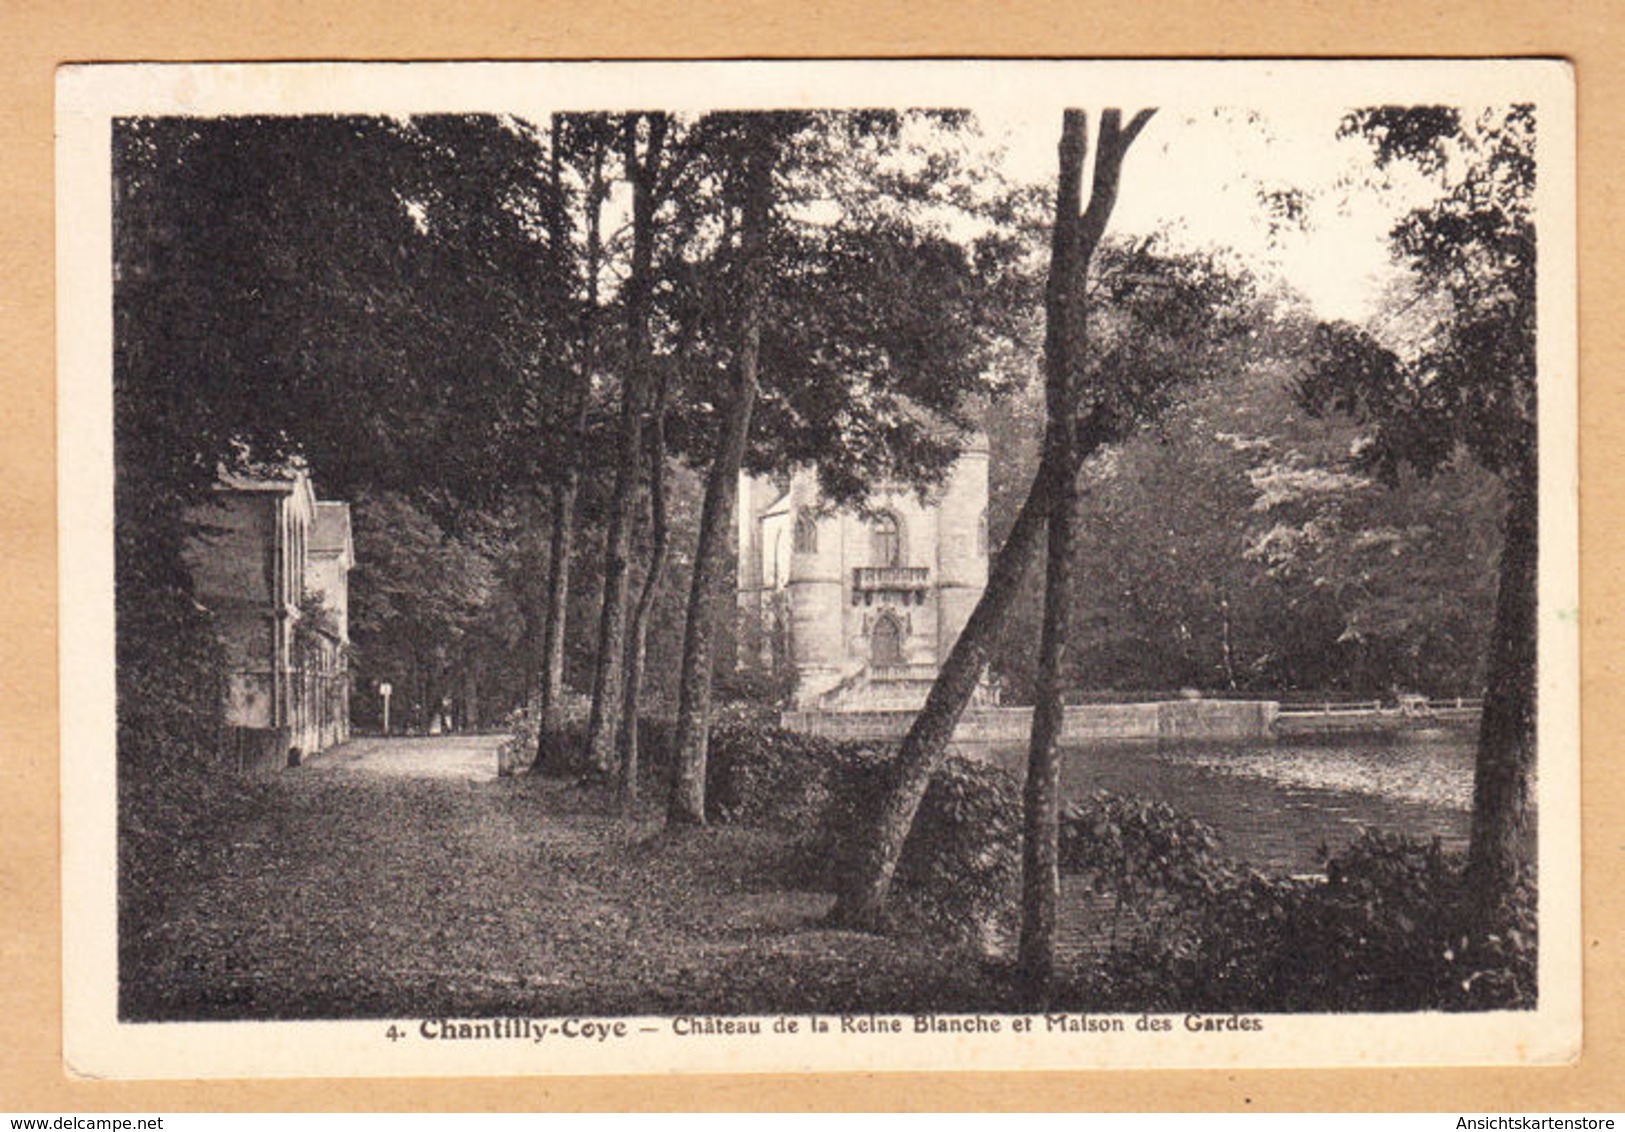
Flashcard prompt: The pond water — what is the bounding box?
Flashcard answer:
[972,730,1476,876]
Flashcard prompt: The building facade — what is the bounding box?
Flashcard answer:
[737,435,990,711]
[183,470,353,771]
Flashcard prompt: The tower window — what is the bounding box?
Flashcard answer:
[793,511,818,553]
[871,512,901,568]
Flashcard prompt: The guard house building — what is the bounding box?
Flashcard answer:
[183,468,353,772]
[737,433,990,711]
[306,500,354,750]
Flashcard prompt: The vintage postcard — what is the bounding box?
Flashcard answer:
[57,59,1579,1079]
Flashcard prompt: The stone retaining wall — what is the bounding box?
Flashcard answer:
[1275,707,1480,736]
[781,699,1280,744]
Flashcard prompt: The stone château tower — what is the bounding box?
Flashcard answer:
[736,433,990,711]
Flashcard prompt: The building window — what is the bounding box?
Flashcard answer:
[793,511,818,553]
[871,512,901,568]
[978,508,989,556]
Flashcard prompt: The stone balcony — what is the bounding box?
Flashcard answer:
[852,565,930,592]
[868,663,941,683]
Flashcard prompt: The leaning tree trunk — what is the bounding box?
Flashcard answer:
[583,114,667,776]
[1465,457,1538,929]
[669,124,776,827]
[1018,109,1091,1000]
[618,371,672,810]
[830,472,1052,927]
[830,107,1155,932]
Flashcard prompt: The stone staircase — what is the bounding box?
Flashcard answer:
[816,662,996,712]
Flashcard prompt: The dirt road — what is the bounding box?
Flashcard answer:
[300,733,503,782]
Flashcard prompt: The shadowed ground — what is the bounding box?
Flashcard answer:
[120,734,1006,1021]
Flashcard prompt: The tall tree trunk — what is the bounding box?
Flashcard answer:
[669,124,776,826]
[581,389,640,773]
[1218,594,1238,690]
[1017,481,1075,997]
[421,655,440,734]
[584,114,667,775]
[535,478,578,750]
[462,650,480,730]
[618,370,672,810]
[534,117,605,772]
[830,107,1155,931]
[1018,110,1091,1000]
[1466,458,1538,928]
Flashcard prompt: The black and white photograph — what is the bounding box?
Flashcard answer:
[56,60,1579,1077]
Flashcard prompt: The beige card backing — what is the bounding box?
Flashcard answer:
[2,15,1618,1110]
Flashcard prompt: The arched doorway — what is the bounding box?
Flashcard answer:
[871,612,905,667]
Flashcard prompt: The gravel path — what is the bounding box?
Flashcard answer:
[300,734,503,781]
[121,735,1003,1021]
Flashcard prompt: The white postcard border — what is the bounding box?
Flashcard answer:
[57,58,1581,1079]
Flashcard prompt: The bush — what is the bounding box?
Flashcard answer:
[1056,805,1537,1013]
[673,720,1021,952]
[799,747,1022,953]
[703,720,846,827]
[1059,791,1238,929]
[116,521,257,973]
[891,757,1023,953]
[1258,831,1536,1011]
[712,667,796,716]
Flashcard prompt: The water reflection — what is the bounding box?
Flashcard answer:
[967,731,1476,876]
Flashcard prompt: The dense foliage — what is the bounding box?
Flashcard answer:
[1056,804,1535,1012]
[984,280,1504,703]
[1301,106,1535,484]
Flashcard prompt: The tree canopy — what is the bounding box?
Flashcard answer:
[1297,105,1535,483]
[115,115,576,514]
